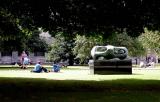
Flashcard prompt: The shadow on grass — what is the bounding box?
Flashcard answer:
[1,77,160,102]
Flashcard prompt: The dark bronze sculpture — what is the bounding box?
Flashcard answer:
[91,45,128,60]
[89,45,132,74]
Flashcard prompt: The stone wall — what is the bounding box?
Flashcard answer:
[0,51,47,64]
[0,52,1,63]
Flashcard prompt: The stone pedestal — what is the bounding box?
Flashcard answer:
[89,59,132,75]
[88,60,94,74]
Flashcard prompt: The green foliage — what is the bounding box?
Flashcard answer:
[47,32,66,62]
[0,8,22,41]
[26,30,48,52]
[2,0,160,57]
[107,31,146,57]
[0,8,36,51]
[0,28,48,52]
[73,35,104,63]
[138,28,160,56]
[130,38,146,57]
[2,0,160,37]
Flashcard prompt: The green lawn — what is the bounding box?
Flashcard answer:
[1,65,160,102]
[1,78,160,102]
[0,65,160,80]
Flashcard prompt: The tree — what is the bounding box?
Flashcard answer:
[138,28,160,56]
[2,0,160,58]
[47,32,67,62]
[26,30,49,52]
[0,28,48,52]
[73,34,104,63]
[0,8,34,51]
[0,8,25,41]
[107,31,146,57]
[2,0,160,38]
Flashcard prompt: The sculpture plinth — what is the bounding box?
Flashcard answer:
[89,45,132,74]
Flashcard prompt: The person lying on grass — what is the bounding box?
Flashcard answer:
[31,61,49,73]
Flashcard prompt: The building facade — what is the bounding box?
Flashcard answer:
[0,51,48,64]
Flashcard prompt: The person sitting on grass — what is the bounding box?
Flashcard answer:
[31,61,48,73]
[50,63,60,72]
[139,61,146,68]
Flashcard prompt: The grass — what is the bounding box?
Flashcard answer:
[1,65,160,80]
[0,65,160,102]
[0,65,82,71]
[1,78,160,102]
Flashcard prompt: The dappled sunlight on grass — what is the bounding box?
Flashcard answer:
[1,66,160,102]
[0,65,160,81]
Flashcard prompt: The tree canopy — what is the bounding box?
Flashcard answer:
[73,34,104,63]
[138,28,160,56]
[107,31,146,57]
[1,0,160,38]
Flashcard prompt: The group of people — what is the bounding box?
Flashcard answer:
[31,61,61,73]
[20,51,61,73]
[139,56,155,68]
[20,51,30,69]
[139,61,155,68]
